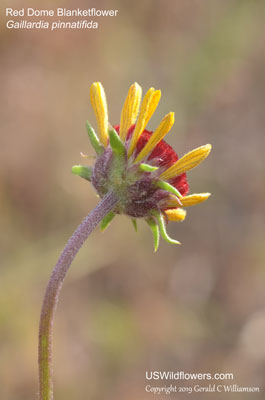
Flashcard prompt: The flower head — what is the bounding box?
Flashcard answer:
[72,82,212,250]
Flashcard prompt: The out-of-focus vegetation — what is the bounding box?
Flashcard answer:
[1,0,265,399]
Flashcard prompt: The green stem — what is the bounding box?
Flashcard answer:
[38,192,119,400]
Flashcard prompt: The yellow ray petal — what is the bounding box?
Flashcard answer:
[160,144,211,180]
[128,88,161,158]
[119,83,142,142]
[165,208,187,222]
[167,193,211,207]
[134,112,175,164]
[90,82,109,147]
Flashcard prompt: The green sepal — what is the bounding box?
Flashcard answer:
[72,165,92,181]
[139,163,159,173]
[156,180,182,199]
[108,128,126,184]
[86,121,104,155]
[146,217,160,252]
[131,218,138,232]
[100,211,115,231]
[109,128,126,157]
[154,211,181,245]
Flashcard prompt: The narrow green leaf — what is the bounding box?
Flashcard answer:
[154,212,181,245]
[100,212,115,231]
[156,180,182,198]
[109,128,126,156]
[86,121,104,155]
[146,218,160,252]
[139,163,159,173]
[131,218,138,232]
[72,165,92,181]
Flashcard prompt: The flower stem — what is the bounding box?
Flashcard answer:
[38,192,119,400]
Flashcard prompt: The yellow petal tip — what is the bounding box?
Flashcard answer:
[128,87,162,158]
[181,193,211,207]
[159,143,212,180]
[166,111,175,126]
[119,83,142,141]
[204,144,212,154]
[90,82,109,147]
[165,208,187,222]
[134,111,175,163]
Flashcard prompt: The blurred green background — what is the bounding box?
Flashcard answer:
[1,0,265,399]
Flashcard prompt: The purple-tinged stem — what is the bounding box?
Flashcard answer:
[38,192,118,400]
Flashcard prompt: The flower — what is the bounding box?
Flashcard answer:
[72,82,212,251]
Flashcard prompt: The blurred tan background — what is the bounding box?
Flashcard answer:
[1,0,265,399]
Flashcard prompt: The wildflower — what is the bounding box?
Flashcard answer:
[72,82,211,250]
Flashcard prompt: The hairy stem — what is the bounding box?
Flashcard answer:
[38,192,118,400]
